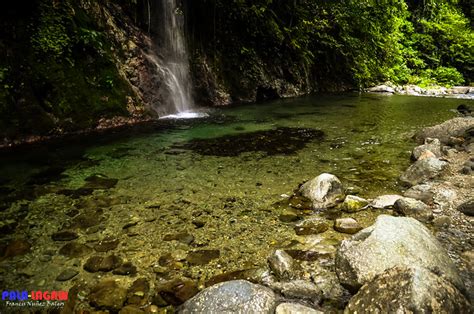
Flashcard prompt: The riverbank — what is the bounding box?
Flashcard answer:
[367,84,474,99]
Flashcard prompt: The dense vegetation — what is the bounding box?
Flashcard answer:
[188,0,473,92]
[0,0,472,139]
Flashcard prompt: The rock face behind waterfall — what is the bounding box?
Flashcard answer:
[335,215,463,292]
[299,173,344,210]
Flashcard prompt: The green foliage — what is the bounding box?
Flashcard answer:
[189,0,473,89]
[31,2,73,61]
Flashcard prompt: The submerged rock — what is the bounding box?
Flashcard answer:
[341,195,368,212]
[2,239,31,258]
[51,230,79,241]
[59,242,92,258]
[173,127,325,157]
[333,218,362,234]
[179,280,277,313]
[155,277,199,306]
[84,174,118,189]
[89,279,127,311]
[299,173,344,210]
[55,268,79,281]
[294,217,329,235]
[186,250,220,265]
[335,215,463,291]
[399,157,447,187]
[394,197,432,222]
[345,266,470,313]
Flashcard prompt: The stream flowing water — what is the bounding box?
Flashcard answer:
[0,94,463,309]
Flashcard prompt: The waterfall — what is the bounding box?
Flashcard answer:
[153,0,204,118]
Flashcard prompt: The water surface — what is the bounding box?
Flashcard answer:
[0,93,463,295]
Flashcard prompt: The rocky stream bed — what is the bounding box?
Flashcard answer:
[0,105,473,313]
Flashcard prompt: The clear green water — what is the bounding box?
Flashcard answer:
[0,94,464,298]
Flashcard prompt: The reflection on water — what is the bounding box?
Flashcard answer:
[0,94,463,306]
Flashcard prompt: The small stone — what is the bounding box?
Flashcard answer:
[342,195,369,212]
[99,254,122,272]
[94,238,120,252]
[55,269,79,281]
[192,220,205,228]
[84,256,104,273]
[334,218,362,234]
[275,302,323,314]
[186,250,220,265]
[269,280,322,303]
[294,217,328,235]
[403,184,434,204]
[457,199,474,216]
[155,277,199,306]
[163,232,194,245]
[89,279,127,311]
[3,239,31,258]
[113,262,137,275]
[433,216,451,228]
[127,278,150,306]
[119,305,145,314]
[84,174,118,189]
[51,230,79,241]
[268,250,294,280]
[278,210,300,222]
[59,242,92,258]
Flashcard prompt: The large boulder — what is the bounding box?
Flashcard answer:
[178,280,277,313]
[411,138,442,160]
[335,215,463,292]
[299,173,344,209]
[414,117,474,145]
[345,266,470,313]
[399,157,447,187]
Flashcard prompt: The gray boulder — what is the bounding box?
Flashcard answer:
[345,266,470,313]
[179,280,277,314]
[411,138,442,160]
[399,157,447,187]
[394,197,433,222]
[403,184,434,204]
[335,215,463,291]
[414,117,474,145]
[299,173,344,209]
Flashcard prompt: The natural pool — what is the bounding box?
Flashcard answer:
[0,93,462,310]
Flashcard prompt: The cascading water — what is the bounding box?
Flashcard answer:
[149,0,206,118]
